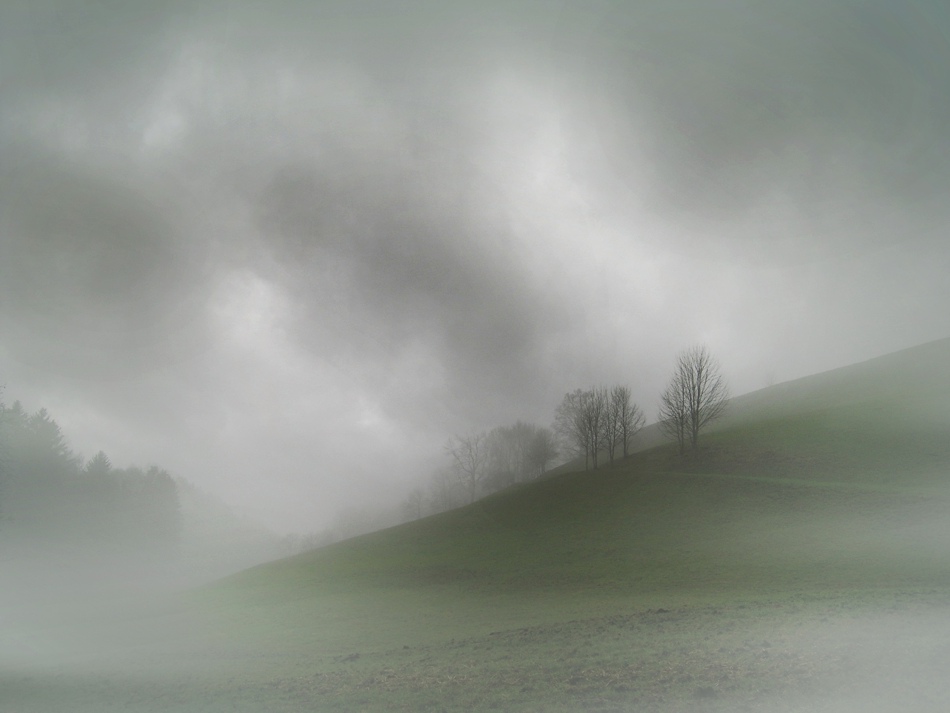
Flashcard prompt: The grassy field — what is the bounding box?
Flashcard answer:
[6,339,950,711]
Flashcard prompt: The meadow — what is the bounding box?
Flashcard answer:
[6,339,950,712]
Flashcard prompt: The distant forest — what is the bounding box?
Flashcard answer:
[0,393,294,579]
[0,399,179,559]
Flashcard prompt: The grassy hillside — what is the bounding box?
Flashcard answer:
[10,338,950,712]
[691,337,950,491]
[550,337,950,476]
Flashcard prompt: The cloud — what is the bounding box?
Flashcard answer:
[566,0,950,259]
[0,146,212,380]
[2,1,950,530]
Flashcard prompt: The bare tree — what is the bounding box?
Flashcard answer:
[427,467,464,514]
[555,388,611,470]
[658,375,689,454]
[611,385,645,459]
[603,388,620,465]
[445,432,489,504]
[401,487,425,522]
[582,388,609,469]
[463,421,558,491]
[658,345,729,453]
[485,426,517,492]
[554,389,590,467]
[508,421,536,480]
[527,426,557,477]
[485,421,548,490]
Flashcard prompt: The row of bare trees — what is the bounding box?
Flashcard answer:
[439,383,647,512]
[553,386,645,470]
[426,346,728,516]
[444,421,559,504]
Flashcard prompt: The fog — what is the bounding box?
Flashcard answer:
[4,495,950,712]
[2,0,949,532]
[3,4,950,708]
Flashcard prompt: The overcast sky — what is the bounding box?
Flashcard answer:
[2,1,949,533]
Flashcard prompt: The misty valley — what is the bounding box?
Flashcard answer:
[4,339,950,711]
[5,1,950,710]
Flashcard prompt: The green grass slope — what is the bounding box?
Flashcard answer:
[205,448,950,652]
[13,339,950,712]
[130,338,946,711]
[693,336,950,489]
[726,337,950,422]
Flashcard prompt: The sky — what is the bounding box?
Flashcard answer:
[2,0,950,533]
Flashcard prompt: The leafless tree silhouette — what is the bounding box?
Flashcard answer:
[659,345,728,453]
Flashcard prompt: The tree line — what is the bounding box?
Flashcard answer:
[0,395,180,557]
[411,345,729,518]
[426,385,643,514]
[553,385,645,470]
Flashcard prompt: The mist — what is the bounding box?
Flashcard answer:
[2,0,948,531]
[3,1,950,711]
[4,479,950,712]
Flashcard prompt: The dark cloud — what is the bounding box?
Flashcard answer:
[569,0,950,258]
[0,145,211,379]
[2,0,950,530]
[252,145,557,418]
